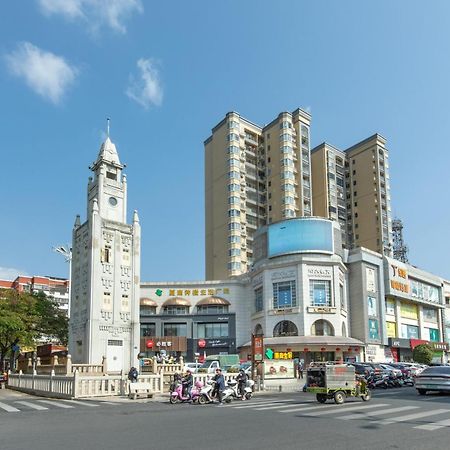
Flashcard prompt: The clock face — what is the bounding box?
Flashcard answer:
[109,196,118,206]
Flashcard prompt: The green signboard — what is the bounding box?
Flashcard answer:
[265,348,274,359]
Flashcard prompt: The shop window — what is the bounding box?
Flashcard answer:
[197,323,229,338]
[163,323,187,337]
[196,305,229,314]
[401,324,419,339]
[273,320,298,337]
[162,306,189,315]
[311,320,334,336]
[141,323,156,337]
[141,306,157,316]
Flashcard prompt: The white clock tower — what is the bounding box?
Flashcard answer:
[69,132,141,373]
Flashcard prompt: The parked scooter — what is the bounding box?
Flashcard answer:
[226,379,255,401]
[169,380,203,404]
[198,380,218,405]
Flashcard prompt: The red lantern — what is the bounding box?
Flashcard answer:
[348,347,352,352]
[146,340,154,349]
[336,348,341,352]
[354,347,359,352]
[320,347,326,352]
[303,348,309,352]
[198,339,206,348]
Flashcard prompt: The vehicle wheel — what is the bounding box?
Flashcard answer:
[245,392,252,400]
[225,397,232,404]
[198,395,208,405]
[316,394,327,403]
[169,395,178,404]
[334,391,346,405]
[417,389,427,396]
[361,390,371,401]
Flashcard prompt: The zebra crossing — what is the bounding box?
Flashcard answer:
[224,397,450,431]
[0,398,118,413]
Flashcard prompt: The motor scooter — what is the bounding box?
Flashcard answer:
[225,379,254,401]
[198,380,217,405]
[169,380,203,404]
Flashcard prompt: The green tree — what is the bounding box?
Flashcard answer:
[0,289,68,370]
[412,343,434,365]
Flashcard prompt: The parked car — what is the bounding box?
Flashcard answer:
[183,362,202,373]
[415,366,450,395]
[349,363,373,377]
[380,364,403,378]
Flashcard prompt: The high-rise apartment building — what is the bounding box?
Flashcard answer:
[205,109,312,280]
[311,134,393,256]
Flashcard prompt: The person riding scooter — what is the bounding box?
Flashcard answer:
[236,369,248,400]
[182,367,194,398]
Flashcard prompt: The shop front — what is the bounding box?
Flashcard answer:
[410,339,448,364]
[387,338,412,362]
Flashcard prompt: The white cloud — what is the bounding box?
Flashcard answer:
[37,0,143,34]
[126,58,163,109]
[0,266,28,281]
[5,42,79,105]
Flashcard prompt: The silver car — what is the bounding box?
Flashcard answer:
[415,366,450,395]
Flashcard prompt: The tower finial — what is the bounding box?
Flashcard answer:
[107,117,110,138]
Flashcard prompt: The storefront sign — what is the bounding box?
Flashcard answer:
[307,267,332,278]
[366,345,377,356]
[307,306,335,314]
[274,351,293,360]
[161,287,230,297]
[410,339,429,349]
[431,342,448,351]
[265,348,274,359]
[206,339,230,348]
[264,360,295,379]
[366,267,376,292]
[198,339,206,348]
[400,303,418,320]
[388,338,410,348]
[140,336,187,352]
[389,263,409,294]
[252,335,264,362]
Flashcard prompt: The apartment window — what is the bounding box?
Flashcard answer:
[101,245,112,263]
[103,292,112,310]
[354,191,357,196]
[355,234,359,239]
[284,196,295,205]
[228,222,241,231]
[227,133,239,142]
[268,157,271,163]
[197,323,229,338]
[354,202,358,207]
[163,323,187,336]
[228,145,239,155]
[273,280,297,309]
[268,181,271,187]
[228,171,240,179]
[352,159,356,164]
[268,145,271,151]
[355,223,359,228]
[255,286,263,312]
[269,205,272,211]
[309,280,332,306]
[355,212,358,218]
[228,235,241,244]
[353,180,357,186]
[228,183,240,192]
[228,196,240,205]
[228,209,240,217]
[229,248,241,257]
[227,262,241,271]
[352,170,356,175]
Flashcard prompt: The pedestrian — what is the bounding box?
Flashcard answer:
[212,368,225,406]
[298,360,304,379]
[236,368,248,400]
[128,366,138,383]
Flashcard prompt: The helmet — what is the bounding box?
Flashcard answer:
[239,368,245,374]
[195,380,203,388]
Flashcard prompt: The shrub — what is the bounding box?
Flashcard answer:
[412,344,433,365]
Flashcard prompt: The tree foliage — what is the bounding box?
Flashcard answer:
[412,343,434,365]
[0,289,68,369]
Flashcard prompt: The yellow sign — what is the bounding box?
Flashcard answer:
[400,303,418,320]
[274,352,293,360]
[386,322,396,338]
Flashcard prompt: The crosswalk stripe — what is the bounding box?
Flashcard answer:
[279,402,389,414]
[97,401,119,405]
[231,399,295,409]
[60,400,98,407]
[414,417,450,431]
[255,403,313,411]
[0,402,20,412]
[37,400,75,409]
[301,403,389,417]
[15,401,48,411]
[339,405,418,420]
[379,408,450,425]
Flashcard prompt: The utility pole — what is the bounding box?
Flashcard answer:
[53,245,72,317]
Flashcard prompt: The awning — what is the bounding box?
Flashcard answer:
[241,336,365,348]
[162,297,191,307]
[196,296,230,306]
[140,298,158,307]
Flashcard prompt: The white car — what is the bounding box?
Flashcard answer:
[183,362,202,373]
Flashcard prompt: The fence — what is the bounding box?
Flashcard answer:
[7,371,164,399]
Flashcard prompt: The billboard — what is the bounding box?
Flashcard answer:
[268,219,333,258]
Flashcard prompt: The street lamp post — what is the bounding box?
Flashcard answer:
[53,245,72,317]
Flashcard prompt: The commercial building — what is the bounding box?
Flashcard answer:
[0,275,69,313]
[311,134,393,255]
[204,109,312,280]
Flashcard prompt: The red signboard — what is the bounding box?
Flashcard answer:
[252,335,264,362]
[410,339,429,349]
[146,340,154,349]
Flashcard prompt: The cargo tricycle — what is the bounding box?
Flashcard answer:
[306,362,371,404]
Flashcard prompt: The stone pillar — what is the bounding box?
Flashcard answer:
[102,356,107,374]
[66,354,72,375]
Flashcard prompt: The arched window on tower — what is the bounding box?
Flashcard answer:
[273,320,298,337]
[254,324,264,336]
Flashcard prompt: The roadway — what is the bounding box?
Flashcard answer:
[1,386,449,450]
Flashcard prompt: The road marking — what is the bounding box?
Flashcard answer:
[37,400,74,409]
[414,417,450,431]
[420,396,448,401]
[60,400,98,407]
[0,402,20,412]
[379,408,450,425]
[255,402,313,411]
[231,399,296,409]
[338,405,418,420]
[301,403,389,416]
[97,401,119,405]
[15,401,48,411]
[279,401,385,414]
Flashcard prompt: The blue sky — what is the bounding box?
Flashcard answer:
[1,0,449,282]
